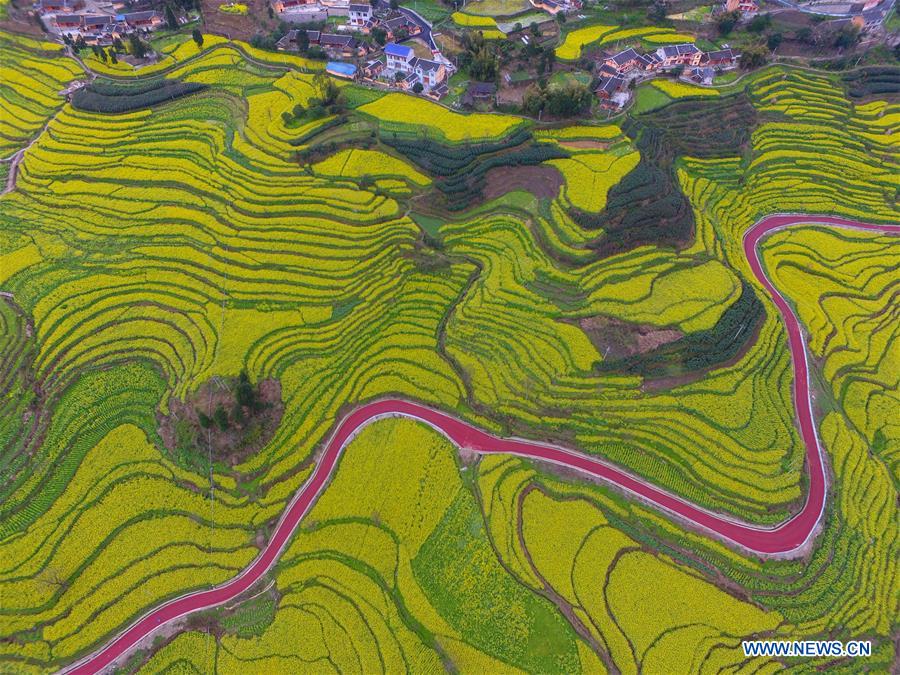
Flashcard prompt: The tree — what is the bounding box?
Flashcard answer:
[513,22,522,33]
[109,51,118,64]
[282,110,294,125]
[461,31,498,81]
[530,21,540,37]
[717,10,741,35]
[390,0,398,7]
[833,24,860,48]
[542,47,556,73]
[795,27,813,44]
[647,0,666,22]
[129,33,147,59]
[213,404,229,431]
[767,32,782,51]
[198,410,212,428]
[99,48,108,63]
[739,44,767,69]
[522,83,545,116]
[113,36,124,52]
[371,26,386,45]
[313,71,341,106]
[544,83,591,116]
[236,370,258,410]
[192,28,204,47]
[412,81,424,93]
[293,28,310,51]
[292,103,305,117]
[165,3,178,30]
[747,13,771,33]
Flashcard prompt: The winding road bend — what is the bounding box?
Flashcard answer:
[62,215,900,675]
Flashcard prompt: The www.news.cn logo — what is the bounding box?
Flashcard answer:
[742,640,871,658]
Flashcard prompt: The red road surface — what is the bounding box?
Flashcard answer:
[63,215,900,674]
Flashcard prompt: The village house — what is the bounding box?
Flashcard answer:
[81,14,113,31]
[382,42,447,95]
[380,14,419,40]
[860,5,887,30]
[118,10,163,29]
[603,48,646,75]
[595,75,624,100]
[685,66,715,85]
[384,41,414,71]
[700,48,738,67]
[55,12,82,28]
[319,32,366,58]
[274,0,315,11]
[348,2,372,28]
[654,43,703,68]
[35,0,85,13]
[461,81,496,107]
[724,0,759,13]
[413,57,445,90]
[362,58,385,80]
[529,0,581,14]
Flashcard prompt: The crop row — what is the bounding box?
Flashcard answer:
[0,31,82,158]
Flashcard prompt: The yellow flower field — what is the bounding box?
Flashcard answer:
[358,92,526,141]
[650,78,720,98]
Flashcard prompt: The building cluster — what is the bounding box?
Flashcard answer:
[362,42,448,98]
[528,0,582,15]
[723,0,760,14]
[276,5,420,58]
[595,43,739,108]
[34,0,164,42]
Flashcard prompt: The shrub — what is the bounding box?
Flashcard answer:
[71,79,208,113]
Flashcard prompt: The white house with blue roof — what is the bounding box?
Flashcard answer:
[384,42,415,72]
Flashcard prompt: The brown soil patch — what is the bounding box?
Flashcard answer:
[579,316,683,361]
[560,140,611,150]
[1,7,46,38]
[201,0,277,41]
[483,163,563,201]
[496,82,529,106]
[158,374,283,468]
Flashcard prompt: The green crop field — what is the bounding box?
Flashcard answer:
[0,25,897,674]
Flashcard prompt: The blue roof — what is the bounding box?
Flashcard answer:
[384,42,413,58]
[326,61,357,78]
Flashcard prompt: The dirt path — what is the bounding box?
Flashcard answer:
[60,215,900,675]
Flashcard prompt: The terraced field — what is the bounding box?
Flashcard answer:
[555,24,691,61]
[0,33,897,674]
[0,31,83,158]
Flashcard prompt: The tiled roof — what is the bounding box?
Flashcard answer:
[414,58,441,72]
[320,33,353,46]
[609,48,640,65]
[596,76,623,94]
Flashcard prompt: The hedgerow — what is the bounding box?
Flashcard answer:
[71,78,208,113]
[842,66,900,99]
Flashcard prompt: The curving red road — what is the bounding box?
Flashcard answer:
[62,215,899,675]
